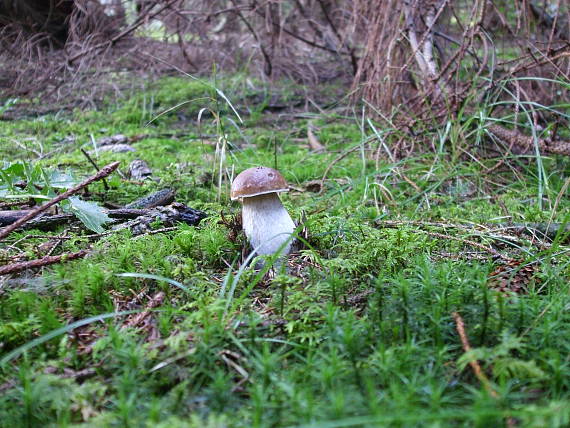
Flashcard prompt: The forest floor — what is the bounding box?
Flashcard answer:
[1,75,570,427]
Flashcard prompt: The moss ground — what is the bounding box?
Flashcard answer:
[1,76,570,427]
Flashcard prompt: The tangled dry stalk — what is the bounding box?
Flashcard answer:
[0,0,358,110]
[1,1,569,158]
[352,0,570,156]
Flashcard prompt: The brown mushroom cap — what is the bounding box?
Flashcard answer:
[231,166,289,200]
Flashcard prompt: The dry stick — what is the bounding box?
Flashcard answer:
[423,230,514,262]
[0,200,32,210]
[452,312,498,398]
[452,313,516,427]
[1,228,178,275]
[230,0,273,76]
[315,0,359,74]
[0,250,89,276]
[2,233,108,242]
[174,14,198,71]
[0,208,150,231]
[80,148,109,191]
[497,43,568,68]
[509,46,570,75]
[0,161,120,241]
[45,230,68,257]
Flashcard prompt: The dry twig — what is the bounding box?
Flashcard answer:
[452,312,516,426]
[0,250,89,276]
[452,311,498,398]
[80,148,109,191]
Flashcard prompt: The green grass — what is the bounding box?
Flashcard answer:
[1,75,570,427]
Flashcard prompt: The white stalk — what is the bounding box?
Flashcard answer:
[241,193,295,257]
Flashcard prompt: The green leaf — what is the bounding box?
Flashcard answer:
[66,196,111,233]
[0,162,25,190]
[46,170,77,189]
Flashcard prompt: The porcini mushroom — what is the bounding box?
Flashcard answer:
[231,166,296,257]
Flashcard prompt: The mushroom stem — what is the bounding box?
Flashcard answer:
[241,193,295,257]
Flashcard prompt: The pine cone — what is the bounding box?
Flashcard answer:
[488,259,540,295]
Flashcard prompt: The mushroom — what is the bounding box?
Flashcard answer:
[231,166,296,258]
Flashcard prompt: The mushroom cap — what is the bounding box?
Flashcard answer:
[231,166,289,200]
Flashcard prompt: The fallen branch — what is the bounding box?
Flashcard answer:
[0,208,148,229]
[0,200,32,210]
[0,161,120,241]
[0,250,89,275]
[0,210,34,227]
[125,188,175,209]
[1,203,205,239]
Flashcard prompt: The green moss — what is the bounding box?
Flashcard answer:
[1,74,570,427]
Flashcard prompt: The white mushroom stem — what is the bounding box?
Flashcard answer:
[241,193,296,257]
